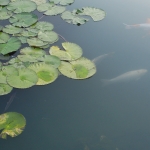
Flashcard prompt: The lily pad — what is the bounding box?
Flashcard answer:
[58,57,96,79]
[77,7,106,21]
[7,68,38,88]
[31,0,47,5]
[34,21,54,31]
[61,11,88,25]
[0,0,10,6]
[50,0,74,5]
[17,55,40,63]
[49,42,82,60]
[20,47,46,56]
[0,37,21,55]
[0,32,10,44]
[38,30,58,43]
[3,25,23,34]
[0,83,13,95]
[0,7,13,20]
[38,55,61,68]
[37,3,66,15]
[0,112,26,139]
[7,0,37,13]
[9,12,38,27]
[28,62,58,85]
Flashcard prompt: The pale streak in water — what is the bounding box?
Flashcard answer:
[4,92,17,112]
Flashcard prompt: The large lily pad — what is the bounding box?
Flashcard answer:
[7,68,38,88]
[49,42,82,60]
[28,62,58,85]
[58,57,96,79]
[0,37,21,55]
[7,0,37,13]
[37,3,66,15]
[9,12,38,27]
[0,112,26,139]
[0,32,10,43]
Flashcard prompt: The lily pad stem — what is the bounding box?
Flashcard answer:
[38,14,46,21]
[58,34,67,42]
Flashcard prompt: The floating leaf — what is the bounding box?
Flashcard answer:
[0,7,13,20]
[7,68,38,88]
[38,30,58,43]
[61,11,88,25]
[0,112,26,139]
[3,25,23,34]
[77,7,106,21]
[20,47,46,56]
[37,3,66,15]
[28,62,58,85]
[9,12,38,27]
[0,83,13,95]
[0,37,21,55]
[0,32,10,44]
[50,0,74,5]
[58,57,96,79]
[34,21,54,31]
[38,55,61,68]
[27,37,48,47]
[0,0,10,6]
[7,0,37,13]
[50,42,82,60]
[17,36,27,44]
[31,0,46,5]
[17,55,40,63]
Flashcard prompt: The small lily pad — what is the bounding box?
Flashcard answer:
[0,7,12,20]
[0,112,26,139]
[50,0,74,6]
[3,25,23,34]
[7,68,38,88]
[28,62,58,85]
[0,83,13,95]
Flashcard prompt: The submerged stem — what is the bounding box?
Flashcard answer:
[58,34,67,42]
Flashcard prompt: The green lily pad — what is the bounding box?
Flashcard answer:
[50,42,82,60]
[37,3,66,15]
[50,0,74,5]
[7,68,38,88]
[17,55,40,63]
[0,54,10,61]
[0,112,26,139]
[31,0,47,5]
[38,30,58,43]
[58,57,96,79]
[0,83,13,95]
[28,62,58,85]
[61,11,88,25]
[20,47,46,56]
[35,21,54,31]
[0,32,10,43]
[38,55,61,68]
[0,0,10,6]
[0,7,13,20]
[3,25,23,34]
[17,36,27,44]
[7,0,37,13]
[77,7,106,21]
[27,37,49,47]
[9,12,38,27]
[2,65,18,76]
[0,37,21,55]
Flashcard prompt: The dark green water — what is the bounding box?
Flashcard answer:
[1,0,150,150]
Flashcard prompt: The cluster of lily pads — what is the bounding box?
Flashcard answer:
[0,0,106,139]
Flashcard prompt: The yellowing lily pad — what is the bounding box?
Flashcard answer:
[28,62,58,85]
[58,57,96,79]
[0,112,26,139]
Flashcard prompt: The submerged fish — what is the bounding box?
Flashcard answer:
[92,52,114,65]
[101,69,148,86]
[123,18,150,30]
